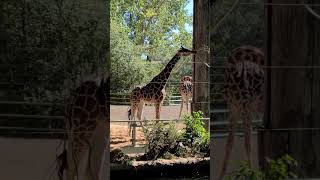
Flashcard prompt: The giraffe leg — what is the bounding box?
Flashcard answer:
[78,142,91,180]
[129,104,138,136]
[186,99,189,114]
[66,149,76,180]
[219,108,237,180]
[88,121,108,180]
[137,102,145,126]
[243,109,252,166]
[155,103,161,120]
[66,122,76,180]
[67,137,78,180]
[178,100,184,119]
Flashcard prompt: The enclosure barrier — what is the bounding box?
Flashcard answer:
[110,93,188,105]
[112,118,210,146]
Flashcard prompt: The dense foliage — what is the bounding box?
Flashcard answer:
[1,0,107,101]
[1,0,107,129]
[182,111,210,155]
[226,154,298,180]
[0,0,265,128]
[110,0,193,93]
[142,111,210,160]
[212,0,264,56]
[1,0,265,97]
[143,122,182,160]
[110,149,133,166]
[110,0,264,94]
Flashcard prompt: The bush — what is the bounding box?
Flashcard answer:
[142,111,210,160]
[182,111,210,156]
[264,154,298,180]
[142,122,181,160]
[226,161,264,180]
[110,149,133,166]
[226,154,298,180]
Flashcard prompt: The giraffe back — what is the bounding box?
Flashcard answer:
[130,86,142,103]
[65,80,107,157]
[180,76,193,97]
[224,46,264,108]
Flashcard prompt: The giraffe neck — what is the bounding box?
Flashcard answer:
[149,54,180,90]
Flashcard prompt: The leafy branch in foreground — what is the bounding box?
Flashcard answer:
[226,154,298,180]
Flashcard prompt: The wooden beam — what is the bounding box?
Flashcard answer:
[193,0,210,125]
[259,0,320,177]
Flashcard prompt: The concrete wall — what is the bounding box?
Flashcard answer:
[0,137,63,180]
[0,137,110,180]
[211,134,258,180]
[0,135,258,180]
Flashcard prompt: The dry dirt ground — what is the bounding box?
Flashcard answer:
[110,104,190,150]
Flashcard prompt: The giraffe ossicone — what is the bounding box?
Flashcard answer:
[128,47,197,136]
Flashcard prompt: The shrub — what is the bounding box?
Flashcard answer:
[264,154,298,180]
[141,111,210,160]
[225,161,264,180]
[142,122,181,160]
[226,154,298,180]
[182,111,210,156]
[110,149,133,166]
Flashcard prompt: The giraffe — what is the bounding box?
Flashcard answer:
[219,46,264,180]
[58,77,109,180]
[128,47,197,135]
[178,75,193,119]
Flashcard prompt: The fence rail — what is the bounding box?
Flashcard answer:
[110,93,184,105]
[0,114,64,119]
[115,118,210,146]
[0,100,63,106]
[0,92,231,141]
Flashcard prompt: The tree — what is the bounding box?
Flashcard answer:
[111,0,192,59]
[1,0,107,129]
[110,19,162,92]
[110,0,193,93]
[211,0,264,56]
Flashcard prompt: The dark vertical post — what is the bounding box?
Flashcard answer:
[208,1,216,179]
[258,0,272,171]
[104,0,110,179]
[193,0,210,131]
[259,0,320,177]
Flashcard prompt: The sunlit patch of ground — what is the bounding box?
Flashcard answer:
[110,124,145,150]
[110,122,186,150]
[110,105,190,150]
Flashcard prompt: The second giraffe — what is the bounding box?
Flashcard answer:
[178,75,193,119]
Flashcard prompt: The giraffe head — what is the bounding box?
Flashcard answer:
[177,46,197,56]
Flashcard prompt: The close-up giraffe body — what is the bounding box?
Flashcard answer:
[59,78,108,180]
[219,46,265,180]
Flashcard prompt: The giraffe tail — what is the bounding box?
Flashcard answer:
[127,108,131,121]
[128,108,132,135]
